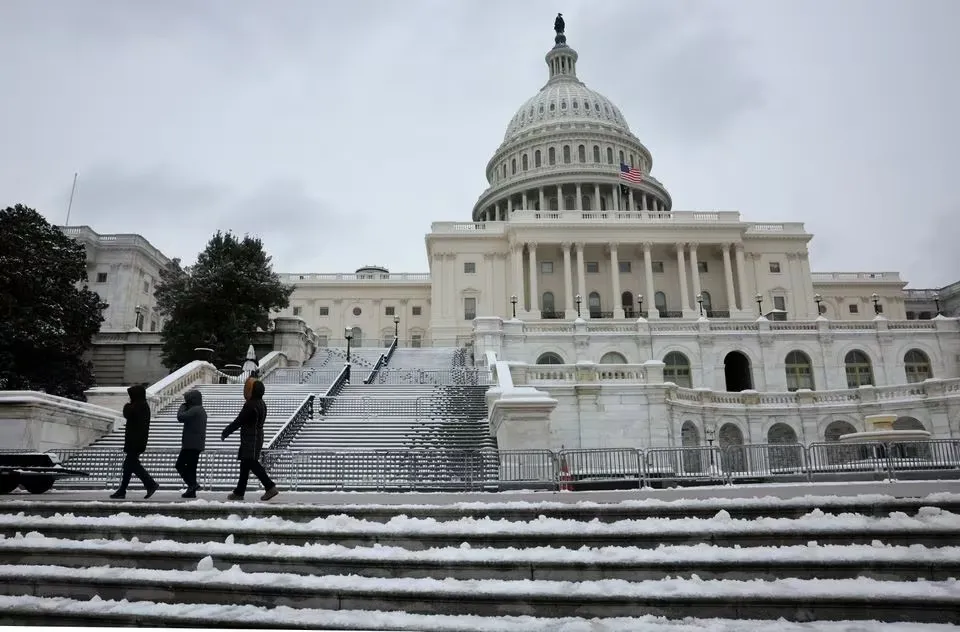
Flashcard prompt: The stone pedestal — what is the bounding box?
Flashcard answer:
[488,387,558,452]
[865,413,897,431]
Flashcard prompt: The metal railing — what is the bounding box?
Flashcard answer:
[265,395,315,452]
[316,364,351,416]
[32,439,960,493]
[367,369,491,386]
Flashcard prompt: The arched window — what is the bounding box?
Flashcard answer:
[549,197,559,211]
[536,352,564,365]
[894,416,925,431]
[767,423,802,469]
[621,291,633,308]
[582,196,591,210]
[619,150,625,165]
[599,351,627,364]
[681,421,703,471]
[629,153,635,167]
[600,195,607,211]
[785,350,815,391]
[535,150,542,168]
[578,144,586,162]
[541,291,555,314]
[502,164,506,178]
[654,291,667,314]
[564,195,575,210]
[588,291,601,317]
[719,423,746,472]
[511,158,516,175]
[768,423,798,444]
[522,154,528,171]
[825,420,857,442]
[844,350,874,388]
[593,145,600,163]
[699,290,712,314]
[663,352,691,388]
[904,349,932,383]
[548,147,556,165]
[563,145,571,164]
[606,147,614,164]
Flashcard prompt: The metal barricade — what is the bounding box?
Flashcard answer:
[645,446,724,486]
[722,443,808,483]
[883,438,960,481]
[807,441,892,482]
[557,448,643,489]
[495,449,557,490]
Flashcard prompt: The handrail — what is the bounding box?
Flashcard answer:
[385,336,399,363]
[265,395,315,451]
[363,354,386,384]
[318,363,351,416]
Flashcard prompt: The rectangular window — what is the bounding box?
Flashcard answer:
[652,261,664,273]
[697,261,708,273]
[143,281,150,294]
[849,304,859,314]
[319,307,329,316]
[96,272,107,283]
[464,297,477,320]
[876,303,884,314]
[541,261,554,274]
[773,296,786,311]
[906,311,916,320]
[618,261,631,273]
[412,306,422,316]
[586,262,600,273]
[317,335,328,347]
[769,261,782,273]
[463,262,476,274]
[385,306,395,316]
[292,306,302,316]
[150,320,157,332]
[411,334,422,348]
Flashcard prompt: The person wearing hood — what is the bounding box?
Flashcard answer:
[221,379,279,501]
[110,384,159,499]
[175,389,207,498]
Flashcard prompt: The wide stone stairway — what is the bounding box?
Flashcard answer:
[0,488,958,629]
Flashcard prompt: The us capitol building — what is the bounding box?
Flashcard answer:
[63,20,960,447]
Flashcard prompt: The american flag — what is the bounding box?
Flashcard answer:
[619,162,643,185]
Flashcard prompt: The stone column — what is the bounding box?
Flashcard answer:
[511,243,524,314]
[735,243,750,314]
[676,243,691,315]
[527,242,540,318]
[689,243,702,315]
[522,191,528,211]
[507,197,513,214]
[575,184,582,211]
[722,243,738,311]
[628,189,634,211]
[610,242,624,318]
[575,241,588,319]
[594,185,601,212]
[538,187,545,212]
[556,184,563,211]
[643,242,658,319]
[641,194,648,211]
[562,241,575,318]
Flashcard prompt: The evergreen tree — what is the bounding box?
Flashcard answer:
[0,204,107,399]
[156,231,293,370]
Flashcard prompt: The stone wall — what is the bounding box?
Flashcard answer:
[0,391,119,451]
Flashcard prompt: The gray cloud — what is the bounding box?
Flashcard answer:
[1,0,957,286]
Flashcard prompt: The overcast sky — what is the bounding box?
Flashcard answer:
[2,0,958,286]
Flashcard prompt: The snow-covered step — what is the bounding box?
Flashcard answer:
[2,595,955,631]
[0,563,958,623]
[1,508,958,550]
[3,534,960,582]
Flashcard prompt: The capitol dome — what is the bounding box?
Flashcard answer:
[472,21,671,222]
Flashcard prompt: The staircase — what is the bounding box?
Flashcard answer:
[0,487,958,628]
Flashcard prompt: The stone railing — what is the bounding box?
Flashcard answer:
[510,361,662,386]
[811,271,902,282]
[58,225,170,266]
[0,391,121,451]
[508,209,743,224]
[280,272,431,283]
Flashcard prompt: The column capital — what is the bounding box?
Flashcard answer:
[642,241,654,251]
[675,242,687,251]
[561,241,572,251]
[574,241,586,251]
[688,241,700,249]
[734,242,746,252]
[720,242,732,249]
[608,241,620,252]
[526,241,539,250]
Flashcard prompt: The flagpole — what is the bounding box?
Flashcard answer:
[64,172,78,226]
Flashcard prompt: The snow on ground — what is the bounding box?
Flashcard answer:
[1,563,959,600]
[3,531,959,566]
[6,479,960,507]
[1,595,953,632]
[0,506,956,537]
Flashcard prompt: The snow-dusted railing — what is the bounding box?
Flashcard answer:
[46,439,960,491]
[265,395,315,453]
[511,363,648,386]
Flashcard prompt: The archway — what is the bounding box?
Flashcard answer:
[719,423,746,473]
[588,292,601,317]
[893,416,925,431]
[904,349,932,383]
[663,352,692,388]
[824,419,860,464]
[723,351,753,392]
[784,350,814,391]
[621,291,634,317]
[350,327,363,347]
[536,352,564,365]
[767,422,801,469]
[599,351,627,364]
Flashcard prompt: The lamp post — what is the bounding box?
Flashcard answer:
[814,293,823,316]
[575,294,582,318]
[510,294,518,319]
[705,424,716,469]
[871,293,881,315]
[755,293,763,316]
[393,314,400,339]
[344,326,354,363]
[637,294,643,317]
[134,304,142,329]
[934,293,941,316]
[696,293,704,316]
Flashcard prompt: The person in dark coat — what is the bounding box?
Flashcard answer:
[110,384,159,499]
[175,389,207,498]
[221,379,279,501]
